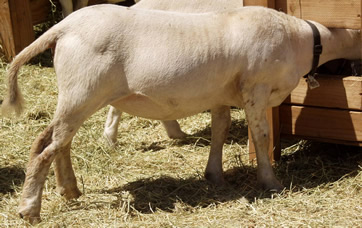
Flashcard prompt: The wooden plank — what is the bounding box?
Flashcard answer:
[282,134,362,147]
[244,0,275,8]
[8,0,35,60]
[0,0,16,61]
[248,128,256,161]
[280,105,362,143]
[248,107,281,162]
[30,0,53,25]
[284,75,362,111]
[300,0,361,29]
[271,107,281,160]
[278,0,361,29]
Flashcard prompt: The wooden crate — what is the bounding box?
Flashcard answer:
[281,76,362,146]
[277,0,362,149]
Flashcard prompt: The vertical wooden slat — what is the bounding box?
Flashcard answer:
[0,0,34,61]
[271,107,281,160]
[9,0,34,57]
[275,0,287,12]
[279,0,301,17]
[0,0,16,60]
[29,0,53,25]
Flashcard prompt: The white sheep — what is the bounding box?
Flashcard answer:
[1,5,360,224]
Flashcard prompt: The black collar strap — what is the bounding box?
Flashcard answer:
[304,20,323,79]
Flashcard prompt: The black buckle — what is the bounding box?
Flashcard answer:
[314,44,323,55]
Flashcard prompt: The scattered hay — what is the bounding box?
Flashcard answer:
[0,58,361,227]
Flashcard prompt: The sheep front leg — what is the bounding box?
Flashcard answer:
[243,86,284,192]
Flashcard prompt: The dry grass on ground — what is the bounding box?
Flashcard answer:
[0,57,361,227]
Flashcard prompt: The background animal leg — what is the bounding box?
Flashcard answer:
[104,107,186,145]
[54,141,81,200]
[59,0,73,17]
[204,106,231,185]
[161,120,187,139]
[74,0,88,11]
[104,106,122,146]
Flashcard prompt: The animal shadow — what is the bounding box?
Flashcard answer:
[174,118,249,148]
[103,164,277,214]
[276,141,362,190]
[0,166,25,195]
[136,118,248,153]
[105,141,362,214]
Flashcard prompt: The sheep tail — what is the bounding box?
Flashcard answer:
[1,28,60,117]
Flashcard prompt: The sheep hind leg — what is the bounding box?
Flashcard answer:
[53,141,81,200]
[18,121,78,224]
[18,98,103,224]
